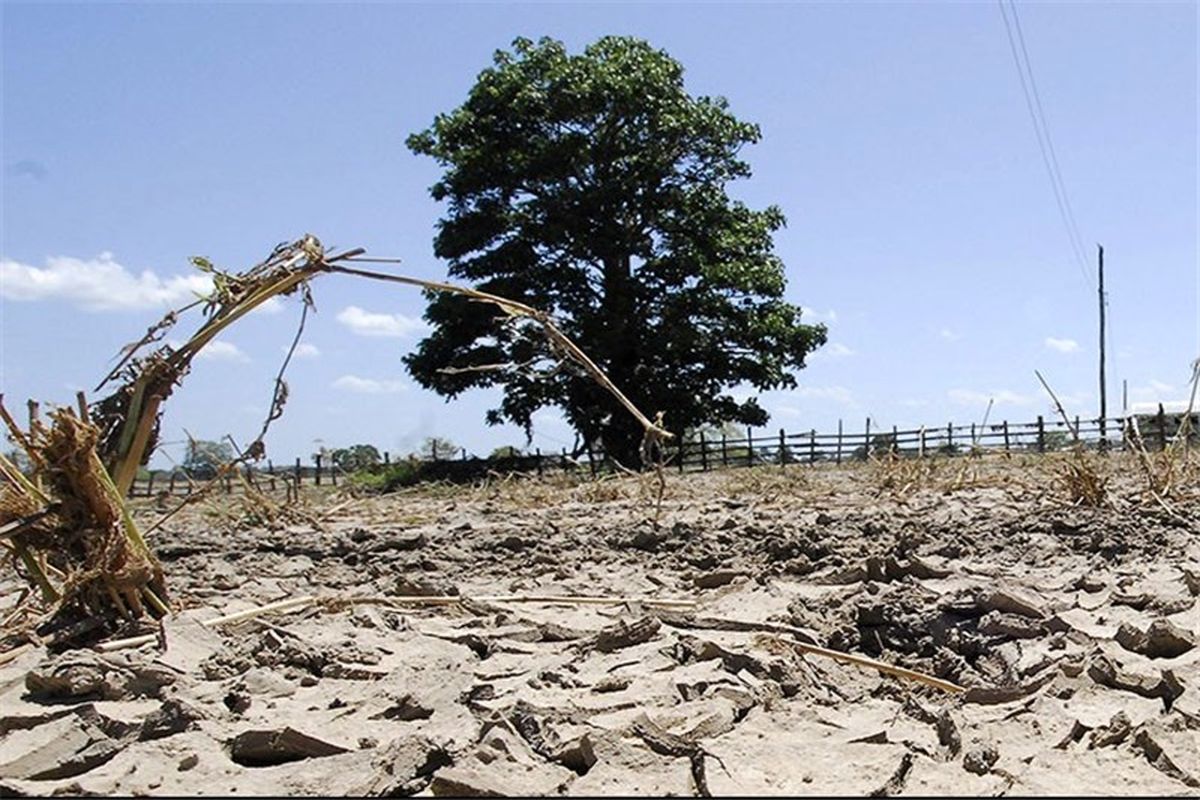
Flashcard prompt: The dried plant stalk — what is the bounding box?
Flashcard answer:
[2,234,671,641]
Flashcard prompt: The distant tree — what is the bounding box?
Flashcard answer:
[489,445,523,459]
[331,444,382,471]
[3,448,32,475]
[183,439,233,479]
[417,436,460,461]
[404,35,827,467]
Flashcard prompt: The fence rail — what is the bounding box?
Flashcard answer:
[127,405,1197,498]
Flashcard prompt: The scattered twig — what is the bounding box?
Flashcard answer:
[762,634,964,694]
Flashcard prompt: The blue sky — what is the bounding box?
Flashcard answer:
[2,1,1196,467]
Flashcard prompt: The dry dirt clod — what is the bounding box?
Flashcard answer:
[227,727,350,767]
[962,743,999,775]
[583,616,662,653]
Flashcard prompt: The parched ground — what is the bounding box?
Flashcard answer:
[2,454,1199,796]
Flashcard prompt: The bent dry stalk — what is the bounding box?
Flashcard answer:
[0,235,671,641]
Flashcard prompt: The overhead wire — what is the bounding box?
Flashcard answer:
[998,0,1093,288]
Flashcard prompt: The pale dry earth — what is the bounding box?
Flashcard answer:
[1,456,1198,796]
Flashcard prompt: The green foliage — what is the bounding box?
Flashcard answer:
[404,35,827,465]
[331,444,381,471]
[489,445,523,459]
[417,436,460,461]
[1042,430,1072,451]
[183,438,233,479]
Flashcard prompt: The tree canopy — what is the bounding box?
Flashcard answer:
[405,35,826,465]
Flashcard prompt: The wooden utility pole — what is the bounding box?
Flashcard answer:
[1098,244,1108,447]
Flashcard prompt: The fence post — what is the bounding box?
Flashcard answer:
[330,461,337,486]
[946,422,953,453]
[1036,416,1046,453]
[432,440,439,461]
[721,434,728,467]
[778,428,786,466]
[535,447,543,476]
[146,471,155,498]
[809,429,817,464]
[268,460,276,491]
[892,425,899,457]
[863,418,871,461]
[315,454,322,486]
[1074,415,1081,444]
[700,432,708,471]
[746,427,754,468]
[836,419,843,464]
[970,423,976,449]
[919,426,926,458]
[294,457,301,488]
[383,451,390,466]
[168,471,177,496]
[1156,403,1168,450]
[1002,421,1010,455]
[224,473,232,494]
[678,431,686,473]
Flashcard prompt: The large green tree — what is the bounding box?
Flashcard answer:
[405,36,826,466]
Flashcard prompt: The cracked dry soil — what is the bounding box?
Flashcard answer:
[2,457,1199,796]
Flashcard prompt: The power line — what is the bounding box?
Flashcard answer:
[998,0,1092,288]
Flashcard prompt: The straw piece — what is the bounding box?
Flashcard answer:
[763,634,964,694]
[94,592,696,653]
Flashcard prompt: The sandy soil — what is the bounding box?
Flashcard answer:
[1,455,1198,796]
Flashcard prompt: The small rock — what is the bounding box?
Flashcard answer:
[177,753,199,772]
[629,529,660,551]
[139,699,206,741]
[228,727,350,767]
[962,744,999,775]
[1088,711,1131,748]
[693,570,744,590]
[1143,620,1197,659]
[980,590,1045,620]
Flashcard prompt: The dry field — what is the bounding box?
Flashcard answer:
[1,453,1198,796]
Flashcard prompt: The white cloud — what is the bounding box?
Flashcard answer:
[332,374,408,394]
[800,306,838,324]
[811,342,854,361]
[286,343,320,359]
[0,253,212,311]
[194,340,249,363]
[251,297,285,315]
[1131,400,1191,414]
[794,385,856,405]
[336,305,426,338]
[939,328,960,341]
[1044,337,1080,354]
[948,388,1034,407]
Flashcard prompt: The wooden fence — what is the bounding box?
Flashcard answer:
[127,405,1196,498]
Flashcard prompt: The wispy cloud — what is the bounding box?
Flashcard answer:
[332,375,408,394]
[194,340,249,363]
[336,305,427,338]
[810,342,854,361]
[794,384,856,405]
[800,306,838,324]
[287,343,320,358]
[6,160,48,180]
[948,388,1034,407]
[252,297,284,315]
[939,328,960,342]
[0,253,212,311]
[1044,337,1080,354]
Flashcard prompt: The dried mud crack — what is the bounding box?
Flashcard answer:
[1,459,1198,796]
